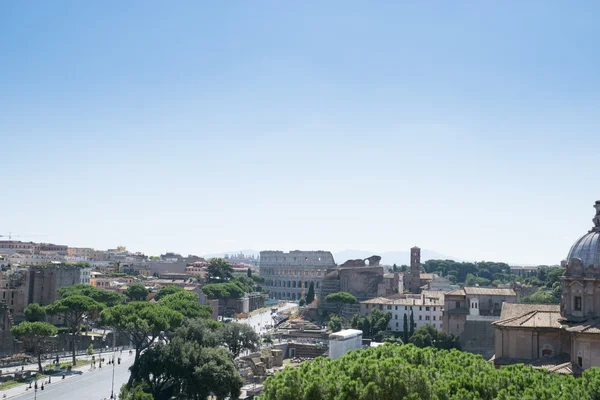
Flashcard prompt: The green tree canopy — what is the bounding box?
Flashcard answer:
[325,292,357,315]
[158,291,213,319]
[260,344,600,400]
[24,303,46,322]
[125,283,149,301]
[220,322,260,359]
[11,321,57,372]
[100,301,184,386]
[521,288,559,304]
[58,284,126,307]
[127,317,244,400]
[206,258,234,283]
[202,282,245,300]
[328,315,342,333]
[46,295,104,366]
[409,324,461,350]
[172,318,223,348]
[154,285,185,301]
[350,309,391,340]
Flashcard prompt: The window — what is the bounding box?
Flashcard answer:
[419,306,422,311]
[455,301,461,308]
[419,315,422,320]
[433,316,436,320]
[405,306,408,310]
[396,322,399,327]
[425,306,430,311]
[425,316,430,320]
[578,356,583,367]
[575,296,582,311]
[387,305,392,310]
[395,315,398,319]
[395,306,398,310]
[433,307,436,311]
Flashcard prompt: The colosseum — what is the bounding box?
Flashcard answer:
[259,250,336,300]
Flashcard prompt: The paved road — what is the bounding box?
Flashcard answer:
[238,302,297,334]
[8,354,134,400]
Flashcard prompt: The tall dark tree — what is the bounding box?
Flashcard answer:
[47,295,104,366]
[220,323,260,359]
[58,284,125,307]
[306,282,315,304]
[11,321,57,372]
[247,267,252,278]
[409,310,415,338]
[328,315,343,333]
[403,313,409,343]
[125,283,149,301]
[154,285,184,301]
[100,302,183,386]
[206,258,234,283]
[409,325,461,350]
[325,292,357,315]
[24,303,46,322]
[158,291,213,319]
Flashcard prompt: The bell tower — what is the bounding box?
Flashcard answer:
[410,246,421,293]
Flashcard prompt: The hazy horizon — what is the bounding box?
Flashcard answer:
[2,2,599,266]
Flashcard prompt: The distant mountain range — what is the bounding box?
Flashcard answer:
[203,249,458,266]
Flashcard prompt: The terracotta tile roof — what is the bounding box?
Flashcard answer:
[498,303,560,320]
[564,319,600,334]
[445,289,466,296]
[493,303,561,328]
[463,287,516,296]
[421,290,445,301]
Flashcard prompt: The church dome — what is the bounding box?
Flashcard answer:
[566,201,600,269]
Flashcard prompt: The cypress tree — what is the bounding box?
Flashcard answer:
[403,313,409,343]
[409,310,415,338]
[306,282,315,304]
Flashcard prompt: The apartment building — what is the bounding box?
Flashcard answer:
[360,291,445,331]
[27,264,91,306]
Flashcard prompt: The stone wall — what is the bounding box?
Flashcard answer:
[460,320,496,359]
[260,251,336,301]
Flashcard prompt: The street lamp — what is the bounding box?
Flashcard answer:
[110,329,116,399]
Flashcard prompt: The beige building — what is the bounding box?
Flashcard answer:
[67,247,94,258]
[493,200,600,373]
[361,291,445,331]
[0,241,36,255]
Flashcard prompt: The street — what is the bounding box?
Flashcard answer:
[2,304,297,399]
[237,302,296,335]
[7,354,134,400]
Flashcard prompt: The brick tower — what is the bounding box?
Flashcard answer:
[409,246,421,293]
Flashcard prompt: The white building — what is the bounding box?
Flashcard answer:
[360,291,445,332]
[426,276,457,292]
[329,329,363,360]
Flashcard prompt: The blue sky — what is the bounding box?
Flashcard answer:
[1,1,599,265]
